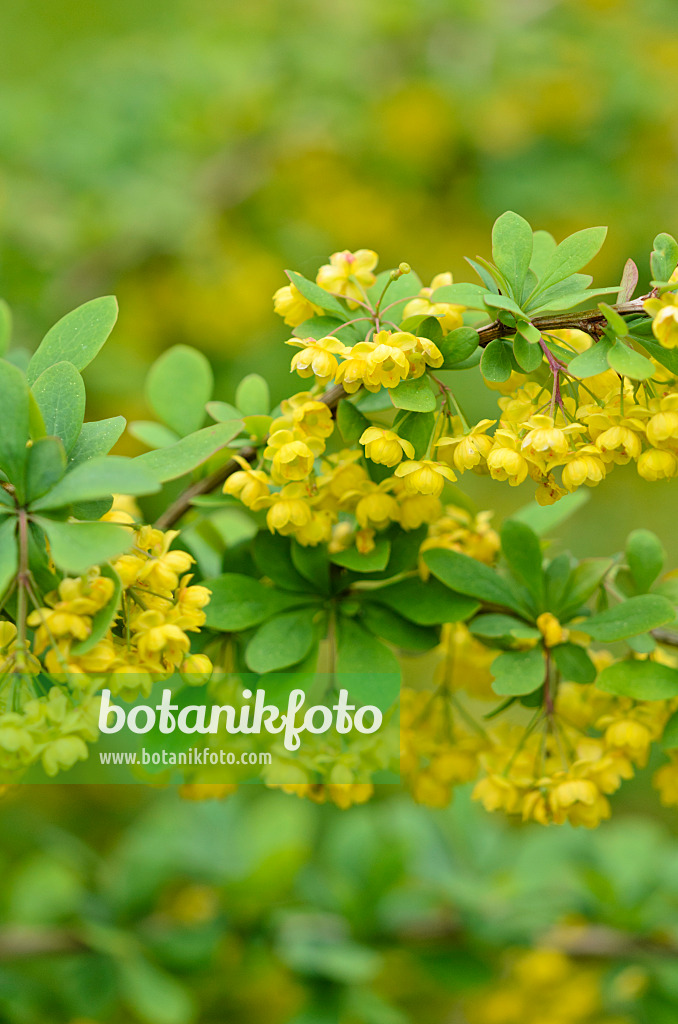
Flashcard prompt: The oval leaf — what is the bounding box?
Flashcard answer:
[597,659,678,701]
[27,296,118,384]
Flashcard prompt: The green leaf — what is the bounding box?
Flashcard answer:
[631,334,678,375]
[431,282,488,306]
[529,230,557,276]
[597,659,678,701]
[661,710,678,749]
[331,537,391,573]
[389,377,437,412]
[491,647,545,696]
[286,269,347,318]
[291,539,330,594]
[0,516,18,602]
[337,400,370,444]
[483,293,525,317]
[128,421,180,449]
[69,417,126,465]
[416,315,444,344]
[559,558,613,618]
[25,437,67,502]
[424,547,528,616]
[438,326,479,367]
[651,232,678,283]
[145,345,213,437]
[582,594,675,642]
[204,573,313,631]
[35,519,133,574]
[71,564,122,655]
[118,955,196,1024]
[0,299,11,357]
[336,616,401,709]
[245,609,317,673]
[395,411,435,459]
[492,211,533,298]
[370,575,478,625]
[552,642,597,684]
[0,360,30,485]
[480,340,512,383]
[599,303,629,336]
[606,342,655,380]
[567,337,614,378]
[469,614,541,643]
[134,422,240,482]
[235,373,270,415]
[536,226,607,291]
[511,491,589,535]
[252,533,316,593]
[516,319,542,343]
[626,529,666,594]
[360,602,438,651]
[500,520,544,604]
[32,361,86,453]
[27,296,118,384]
[513,333,543,372]
[617,258,639,303]
[292,315,365,345]
[31,456,161,511]
[206,400,242,423]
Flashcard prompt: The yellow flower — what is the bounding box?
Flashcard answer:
[181,653,213,685]
[316,249,378,307]
[286,335,348,384]
[653,753,678,806]
[521,415,581,462]
[353,482,400,530]
[289,399,335,440]
[394,459,456,496]
[473,773,520,813]
[402,272,466,333]
[223,455,270,506]
[364,331,411,389]
[263,429,319,483]
[273,283,322,326]
[295,509,335,547]
[595,423,643,464]
[644,292,678,348]
[397,493,442,530]
[333,342,373,393]
[436,419,495,473]
[359,426,414,466]
[536,613,567,648]
[264,484,313,535]
[486,430,529,486]
[637,447,677,481]
[561,446,606,490]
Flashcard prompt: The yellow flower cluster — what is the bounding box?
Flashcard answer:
[466,947,631,1024]
[0,518,213,781]
[473,681,673,828]
[28,515,213,696]
[0,684,101,779]
[400,686,486,807]
[437,334,678,503]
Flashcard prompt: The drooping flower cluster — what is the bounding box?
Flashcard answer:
[0,514,212,780]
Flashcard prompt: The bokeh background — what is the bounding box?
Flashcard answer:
[2,0,678,1021]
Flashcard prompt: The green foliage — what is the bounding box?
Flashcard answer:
[145,344,213,437]
[26,296,118,384]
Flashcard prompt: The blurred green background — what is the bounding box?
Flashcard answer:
[2,0,678,1020]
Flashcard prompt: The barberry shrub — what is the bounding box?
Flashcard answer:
[2,213,678,824]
